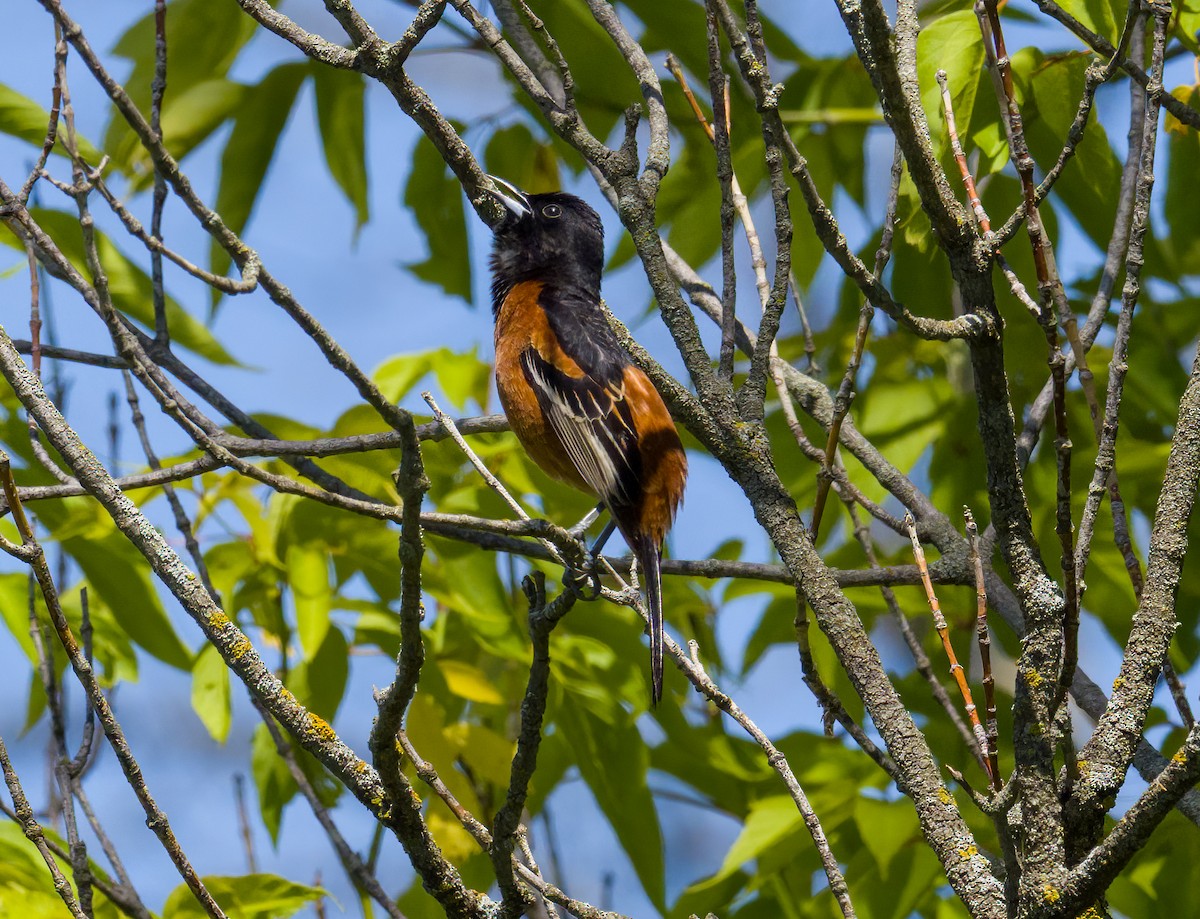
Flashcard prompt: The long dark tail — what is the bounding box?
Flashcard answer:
[633,535,664,706]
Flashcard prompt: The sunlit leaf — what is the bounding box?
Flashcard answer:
[191,642,232,743]
[484,123,560,195]
[162,874,325,919]
[438,659,505,705]
[0,82,102,163]
[917,11,986,159]
[715,795,802,881]
[288,626,349,722]
[286,541,332,657]
[106,0,258,171]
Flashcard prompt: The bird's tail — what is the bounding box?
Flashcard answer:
[632,535,664,706]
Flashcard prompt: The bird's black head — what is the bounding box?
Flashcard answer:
[488,177,604,315]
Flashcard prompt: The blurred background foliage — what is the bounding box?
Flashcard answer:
[2,0,1200,916]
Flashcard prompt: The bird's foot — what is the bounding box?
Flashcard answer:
[563,551,602,601]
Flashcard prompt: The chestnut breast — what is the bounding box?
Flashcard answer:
[494,281,595,495]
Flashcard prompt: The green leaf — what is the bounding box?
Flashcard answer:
[288,626,349,722]
[669,868,752,919]
[374,346,493,412]
[512,0,640,142]
[71,535,192,670]
[1109,812,1200,918]
[0,82,103,162]
[652,703,771,816]
[556,697,666,910]
[484,123,560,194]
[110,0,258,99]
[250,722,341,844]
[210,63,309,307]
[0,208,238,365]
[147,78,247,180]
[191,643,232,743]
[423,536,528,661]
[312,64,370,229]
[0,572,37,663]
[433,347,493,411]
[162,874,325,919]
[373,350,435,403]
[1164,85,1200,273]
[0,821,123,918]
[716,795,803,881]
[286,542,332,657]
[1180,0,1200,53]
[1013,50,1122,252]
[1051,0,1122,44]
[106,0,259,171]
[852,843,945,919]
[739,589,799,673]
[853,795,919,877]
[23,670,48,735]
[917,11,986,159]
[444,722,517,787]
[438,659,505,705]
[251,723,291,843]
[404,130,472,303]
[58,588,140,689]
[31,498,192,670]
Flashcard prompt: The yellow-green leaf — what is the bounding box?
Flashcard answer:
[439,659,505,705]
[286,542,331,657]
[191,642,232,743]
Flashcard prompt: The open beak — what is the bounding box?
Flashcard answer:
[486,174,532,226]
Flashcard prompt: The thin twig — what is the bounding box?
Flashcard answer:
[399,730,625,919]
[846,498,982,763]
[233,775,258,875]
[905,514,992,782]
[150,0,169,345]
[965,509,1001,791]
[976,0,1079,720]
[0,733,86,918]
[810,141,903,540]
[0,797,147,919]
[421,392,598,579]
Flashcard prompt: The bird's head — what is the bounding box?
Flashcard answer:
[487,176,604,306]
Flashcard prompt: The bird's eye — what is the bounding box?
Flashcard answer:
[542,204,562,219]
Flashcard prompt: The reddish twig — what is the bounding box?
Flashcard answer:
[906,514,992,782]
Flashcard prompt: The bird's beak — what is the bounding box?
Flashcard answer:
[486,174,532,227]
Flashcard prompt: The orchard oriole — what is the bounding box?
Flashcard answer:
[487,177,688,704]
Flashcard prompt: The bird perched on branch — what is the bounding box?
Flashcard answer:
[486,176,687,705]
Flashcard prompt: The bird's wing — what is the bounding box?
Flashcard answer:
[520,346,642,510]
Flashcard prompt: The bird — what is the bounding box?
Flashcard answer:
[486,176,688,705]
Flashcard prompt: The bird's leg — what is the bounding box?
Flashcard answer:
[567,502,605,539]
[589,519,618,556]
[563,503,612,600]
